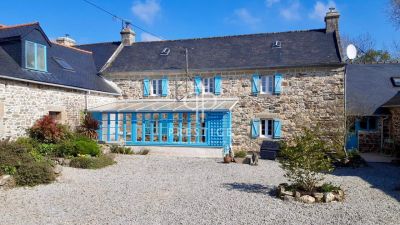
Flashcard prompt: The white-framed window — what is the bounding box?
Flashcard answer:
[260,119,274,138]
[25,41,47,72]
[151,79,163,96]
[260,76,273,94]
[203,77,215,94]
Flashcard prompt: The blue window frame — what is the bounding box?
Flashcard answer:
[25,41,47,72]
[356,117,378,131]
[97,111,231,147]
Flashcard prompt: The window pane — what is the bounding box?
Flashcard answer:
[136,113,143,141]
[261,77,267,93]
[152,80,157,95]
[36,44,46,71]
[209,78,215,93]
[126,114,132,141]
[158,80,162,95]
[26,42,35,69]
[268,76,273,93]
[268,120,273,136]
[261,120,266,136]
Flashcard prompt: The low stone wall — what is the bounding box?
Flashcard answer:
[0,79,117,139]
[109,66,345,151]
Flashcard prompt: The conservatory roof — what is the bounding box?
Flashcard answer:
[88,98,239,112]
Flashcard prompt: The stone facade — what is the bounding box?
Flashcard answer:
[0,79,117,139]
[390,108,400,145]
[108,66,345,151]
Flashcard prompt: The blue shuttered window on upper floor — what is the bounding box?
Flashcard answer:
[162,76,168,97]
[143,78,150,97]
[252,73,283,96]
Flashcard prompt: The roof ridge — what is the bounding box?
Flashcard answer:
[77,41,121,46]
[131,28,326,44]
[51,41,93,54]
[348,60,400,65]
[0,22,39,30]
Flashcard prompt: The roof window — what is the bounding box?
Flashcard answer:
[53,57,74,71]
[160,48,170,56]
[272,41,282,48]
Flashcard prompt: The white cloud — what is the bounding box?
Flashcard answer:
[141,32,162,42]
[233,8,261,27]
[266,0,281,7]
[131,0,161,25]
[280,1,301,20]
[309,1,336,20]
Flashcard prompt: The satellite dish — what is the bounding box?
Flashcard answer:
[346,44,357,60]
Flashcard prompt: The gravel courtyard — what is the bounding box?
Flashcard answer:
[1,155,400,225]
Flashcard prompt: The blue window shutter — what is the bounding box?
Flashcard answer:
[194,75,202,95]
[214,75,221,95]
[251,118,260,139]
[251,74,260,96]
[273,119,281,139]
[162,76,168,97]
[143,78,150,97]
[274,73,282,95]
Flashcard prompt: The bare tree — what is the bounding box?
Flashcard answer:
[390,0,400,29]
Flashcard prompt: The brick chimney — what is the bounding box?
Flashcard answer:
[120,27,135,46]
[55,34,76,47]
[325,7,340,33]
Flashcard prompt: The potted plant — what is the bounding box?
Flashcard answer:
[234,150,248,164]
[223,153,232,163]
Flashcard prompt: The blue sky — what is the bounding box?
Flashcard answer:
[0,0,398,50]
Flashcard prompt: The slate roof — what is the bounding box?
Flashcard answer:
[0,23,119,94]
[346,63,400,115]
[77,41,121,71]
[381,91,400,107]
[103,29,342,74]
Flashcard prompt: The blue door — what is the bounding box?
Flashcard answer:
[346,132,358,150]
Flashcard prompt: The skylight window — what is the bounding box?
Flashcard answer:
[391,77,400,87]
[53,57,74,71]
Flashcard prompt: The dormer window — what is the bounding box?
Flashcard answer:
[25,41,47,72]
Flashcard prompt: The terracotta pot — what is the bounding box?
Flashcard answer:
[223,156,232,163]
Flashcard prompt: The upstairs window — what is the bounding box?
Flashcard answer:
[260,76,273,94]
[203,77,215,94]
[25,41,47,72]
[151,79,163,96]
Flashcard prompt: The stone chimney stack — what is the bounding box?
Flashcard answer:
[325,7,340,33]
[120,27,135,46]
[55,34,76,47]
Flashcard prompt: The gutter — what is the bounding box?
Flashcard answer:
[0,74,121,96]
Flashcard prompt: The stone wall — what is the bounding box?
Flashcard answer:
[358,131,381,152]
[390,108,400,144]
[0,79,117,139]
[109,66,345,151]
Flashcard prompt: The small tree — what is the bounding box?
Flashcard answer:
[77,113,100,140]
[279,129,334,193]
[28,115,67,143]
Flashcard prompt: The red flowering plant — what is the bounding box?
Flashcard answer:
[28,115,67,144]
[77,113,100,140]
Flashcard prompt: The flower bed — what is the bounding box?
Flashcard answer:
[276,183,345,203]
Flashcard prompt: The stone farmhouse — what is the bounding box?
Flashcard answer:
[0,8,346,152]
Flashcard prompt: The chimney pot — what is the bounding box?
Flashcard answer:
[325,7,340,33]
[120,27,135,46]
[55,35,76,47]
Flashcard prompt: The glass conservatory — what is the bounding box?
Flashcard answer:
[89,99,237,148]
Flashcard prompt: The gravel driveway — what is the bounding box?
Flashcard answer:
[1,155,399,225]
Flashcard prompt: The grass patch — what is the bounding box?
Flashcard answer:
[69,154,116,169]
[110,144,133,155]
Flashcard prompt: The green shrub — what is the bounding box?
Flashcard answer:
[74,139,100,157]
[15,162,55,186]
[55,140,78,157]
[234,150,247,158]
[70,154,115,169]
[0,165,17,175]
[37,143,57,156]
[110,144,133,155]
[279,128,334,193]
[28,115,69,143]
[319,182,341,193]
[16,137,39,151]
